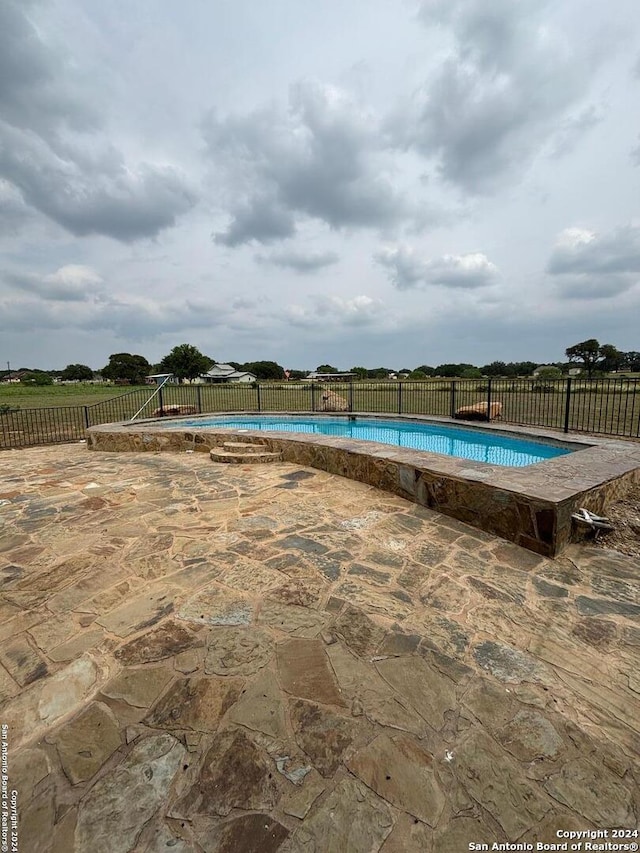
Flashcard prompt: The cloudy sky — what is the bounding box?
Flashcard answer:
[1,0,639,371]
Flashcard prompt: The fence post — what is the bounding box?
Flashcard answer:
[450,381,457,418]
[196,385,202,414]
[257,383,262,412]
[563,377,572,433]
[158,386,164,416]
[348,381,353,413]
[486,378,492,421]
[311,383,316,412]
[83,406,89,430]
[398,381,403,415]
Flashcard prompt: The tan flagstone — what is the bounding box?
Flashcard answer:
[346,732,445,826]
[284,778,394,853]
[225,667,287,739]
[258,599,327,637]
[144,676,242,732]
[94,586,181,637]
[74,734,186,853]
[326,643,425,734]
[48,629,105,662]
[49,701,122,784]
[101,665,174,708]
[277,638,345,706]
[375,655,457,731]
[205,626,274,676]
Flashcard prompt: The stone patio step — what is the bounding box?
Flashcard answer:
[222,441,270,453]
[210,448,282,464]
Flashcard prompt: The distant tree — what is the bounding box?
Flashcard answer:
[102,353,151,385]
[241,361,285,380]
[21,372,53,386]
[565,339,601,379]
[508,361,537,377]
[288,370,307,380]
[481,361,508,377]
[408,370,428,380]
[350,366,368,380]
[598,344,624,373]
[414,365,435,377]
[159,344,212,382]
[624,351,640,372]
[434,363,476,377]
[565,340,625,378]
[460,367,482,379]
[316,364,339,374]
[61,363,93,382]
[367,367,393,379]
[535,366,562,380]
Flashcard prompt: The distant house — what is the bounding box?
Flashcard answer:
[306,372,355,382]
[533,365,581,378]
[198,364,256,384]
[1,371,28,384]
[146,373,178,385]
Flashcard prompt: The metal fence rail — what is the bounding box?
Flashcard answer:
[1,377,639,449]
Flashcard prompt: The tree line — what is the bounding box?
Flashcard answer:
[4,339,639,386]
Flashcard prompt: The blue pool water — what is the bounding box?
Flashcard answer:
[170,416,572,467]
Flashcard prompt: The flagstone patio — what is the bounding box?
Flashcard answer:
[0,444,638,852]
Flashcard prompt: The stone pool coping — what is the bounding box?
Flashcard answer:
[87,413,640,557]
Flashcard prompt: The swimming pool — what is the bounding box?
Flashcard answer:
[168,415,572,467]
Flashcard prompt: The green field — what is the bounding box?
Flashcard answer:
[1,379,639,449]
[0,383,150,409]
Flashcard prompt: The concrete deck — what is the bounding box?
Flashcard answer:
[0,444,638,852]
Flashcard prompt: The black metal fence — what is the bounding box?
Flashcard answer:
[2,377,639,449]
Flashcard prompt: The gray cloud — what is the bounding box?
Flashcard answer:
[0,291,230,339]
[376,245,499,290]
[0,2,196,241]
[0,178,34,235]
[548,106,603,159]
[214,196,296,247]
[402,0,597,192]
[547,225,640,299]
[4,265,103,302]
[206,80,410,246]
[283,293,386,329]
[547,225,640,275]
[553,275,632,300]
[255,249,340,273]
[0,1,97,137]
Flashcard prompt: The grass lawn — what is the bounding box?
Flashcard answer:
[0,383,150,409]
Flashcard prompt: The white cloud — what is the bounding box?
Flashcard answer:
[283,293,386,329]
[376,245,499,290]
[547,223,640,299]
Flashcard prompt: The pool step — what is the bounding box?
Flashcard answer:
[210,444,282,464]
[222,441,270,453]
